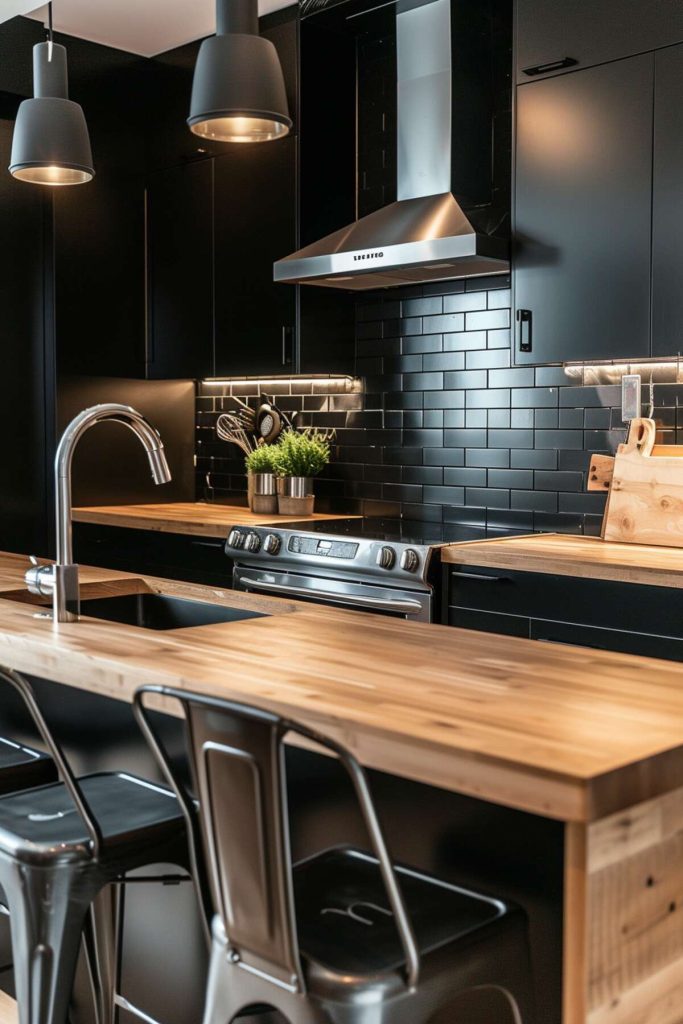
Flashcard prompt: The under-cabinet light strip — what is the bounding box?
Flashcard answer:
[563,356,683,385]
[202,375,360,387]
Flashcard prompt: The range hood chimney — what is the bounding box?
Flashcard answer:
[274,0,509,291]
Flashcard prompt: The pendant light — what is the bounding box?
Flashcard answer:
[188,0,292,144]
[9,3,94,186]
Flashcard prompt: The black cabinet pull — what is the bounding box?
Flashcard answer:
[522,57,578,77]
[451,571,510,583]
[516,309,532,353]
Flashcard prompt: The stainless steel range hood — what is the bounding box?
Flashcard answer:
[274,0,509,291]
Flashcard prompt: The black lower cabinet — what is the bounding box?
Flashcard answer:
[446,565,683,662]
[74,524,233,587]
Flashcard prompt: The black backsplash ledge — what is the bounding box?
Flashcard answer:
[196,273,682,537]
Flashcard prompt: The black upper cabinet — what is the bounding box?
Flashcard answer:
[514,55,654,365]
[516,0,683,83]
[0,117,53,556]
[652,44,683,358]
[213,134,296,377]
[146,159,214,379]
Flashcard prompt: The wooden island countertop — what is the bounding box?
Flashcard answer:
[443,531,683,588]
[72,502,355,538]
[0,550,682,1023]
[0,548,679,824]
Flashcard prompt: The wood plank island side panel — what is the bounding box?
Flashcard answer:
[443,533,683,589]
[72,503,359,538]
[585,786,683,1024]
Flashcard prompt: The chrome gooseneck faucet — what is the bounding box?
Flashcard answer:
[26,404,172,623]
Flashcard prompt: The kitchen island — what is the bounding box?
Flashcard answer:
[0,550,681,1023]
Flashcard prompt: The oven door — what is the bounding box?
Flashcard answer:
[233,566,432,621]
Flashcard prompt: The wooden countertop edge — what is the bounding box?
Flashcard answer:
[443,533,683,588]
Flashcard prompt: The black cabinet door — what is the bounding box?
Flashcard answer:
[146,160,214,379]
[213,137,296,377]
[0,119,52,555]
[514,55,653,365]
[212,14,297,378]
[652,44,683,358]
[516,0,683,83]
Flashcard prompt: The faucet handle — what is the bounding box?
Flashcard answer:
[25,558,54,597]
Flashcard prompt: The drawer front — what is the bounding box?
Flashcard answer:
[530,620,683,663]
[448,566,683,638]
[448,606,530,638]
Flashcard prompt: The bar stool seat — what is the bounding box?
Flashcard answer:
[295,847,509,976]
[0,738,54,796]
[0,772,185,864]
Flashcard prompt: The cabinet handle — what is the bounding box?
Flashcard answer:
[516,309,532,353]
[282,326,293,367]
[451,571,510,583]
[522,57,578,76]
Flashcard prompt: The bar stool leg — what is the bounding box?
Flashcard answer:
[81,884,122,1024]
[0,859,97,1024]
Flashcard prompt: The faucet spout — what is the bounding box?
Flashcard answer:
[35,404,173,623]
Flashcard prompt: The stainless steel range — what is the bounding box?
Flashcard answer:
[227,518,481,622]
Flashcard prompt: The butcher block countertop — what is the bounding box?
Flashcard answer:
[443,532,683,588]
[72,502,355,538]
[0,550,682,825]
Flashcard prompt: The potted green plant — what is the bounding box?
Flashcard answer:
[274,430,331,515]
[245,444,279,514]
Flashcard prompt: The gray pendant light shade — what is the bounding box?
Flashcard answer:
[188,0,292,143]
[10,41,94,186]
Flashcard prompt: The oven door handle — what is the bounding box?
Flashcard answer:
[234,573,426,615]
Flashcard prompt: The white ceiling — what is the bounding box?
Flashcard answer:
[18,0,293,57]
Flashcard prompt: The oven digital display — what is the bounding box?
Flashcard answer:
[288,536,359,559]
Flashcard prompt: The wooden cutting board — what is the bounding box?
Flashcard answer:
[602,418,683,547]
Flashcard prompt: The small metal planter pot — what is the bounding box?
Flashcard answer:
[248,472,278,515]
[277,476,315,516]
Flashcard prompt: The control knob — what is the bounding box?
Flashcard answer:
[376,546,396,570]
[227,529,245,550]
[263,533,282,555]
[243,532,262,553]
[400,549,420,573]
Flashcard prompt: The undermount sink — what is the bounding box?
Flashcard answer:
[79,593,267,631]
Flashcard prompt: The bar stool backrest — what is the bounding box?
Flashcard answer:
[133,685,422,995]
[0,665,102,854]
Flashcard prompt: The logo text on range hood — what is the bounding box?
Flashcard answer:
[274,0,509,291]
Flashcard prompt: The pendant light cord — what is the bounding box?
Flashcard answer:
[47,2,53,59]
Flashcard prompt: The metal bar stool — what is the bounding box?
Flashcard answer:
[134,685,536,1024]
[0,667,189,1024]
[0,735,55,976]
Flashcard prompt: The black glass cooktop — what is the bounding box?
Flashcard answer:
[281,517,490,547]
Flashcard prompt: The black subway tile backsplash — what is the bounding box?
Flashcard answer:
[195,274,680,535]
